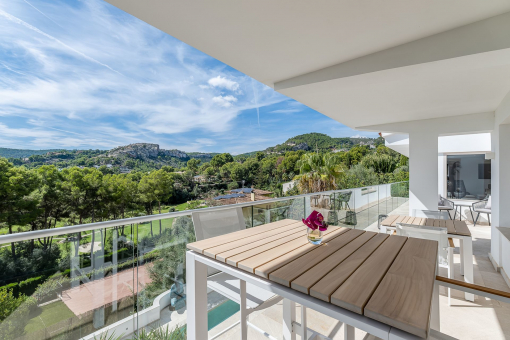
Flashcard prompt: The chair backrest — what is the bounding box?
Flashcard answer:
[192,207,246,276]
[412,209,449,220]
[396,223,447,266]
[192,207,246,241]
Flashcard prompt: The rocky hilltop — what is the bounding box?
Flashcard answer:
[108,143,189,160]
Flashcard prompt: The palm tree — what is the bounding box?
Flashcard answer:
[294,153,345,193]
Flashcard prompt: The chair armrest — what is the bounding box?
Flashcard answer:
[472,200,487,210]
[444,198,455,209]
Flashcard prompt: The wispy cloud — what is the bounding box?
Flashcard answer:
[0,0,376,153]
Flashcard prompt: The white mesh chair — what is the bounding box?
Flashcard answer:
[397,223,455,305]
[412,209,450,220]
[191,208,283,339]
[438,195,456,219]
[472,196,491,226]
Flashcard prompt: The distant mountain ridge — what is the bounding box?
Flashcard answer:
[0,147,61,159]
[1,133,382,170]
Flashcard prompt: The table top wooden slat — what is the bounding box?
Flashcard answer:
[209,222,303,261]
[187,220,439,338]
[330,235,408,314]
[237,227,349,272]
[364,237,438,339]
[255,237,339,279]
[380,215,471,237]
[453,220,471,236]
[187,218,296,253]
[392,216,406,227]
[290,231,377,294]
[226,229,308,266]
[269,229,366,287]
[444,220,457,234]
[381,215,399,227]
[309,233,389,302]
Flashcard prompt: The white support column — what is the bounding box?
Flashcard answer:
[283,298,296,340]
[438,153,447,198]
[409,131,439,215]
[186,252,208,340]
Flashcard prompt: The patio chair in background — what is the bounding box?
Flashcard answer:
[472,196,491,226]
[191,208,283,339]
[396,223,455,305]
[438,195,456,219]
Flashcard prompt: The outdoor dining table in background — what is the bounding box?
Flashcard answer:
[186,219,439,340]
[380,215,474,301]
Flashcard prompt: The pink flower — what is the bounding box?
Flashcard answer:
[302,210,328,231]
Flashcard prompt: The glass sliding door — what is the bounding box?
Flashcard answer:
[447,154,491,200]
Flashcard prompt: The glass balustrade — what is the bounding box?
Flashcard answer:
[0,182,409,340]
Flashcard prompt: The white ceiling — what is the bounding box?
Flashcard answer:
[106,0,510,129]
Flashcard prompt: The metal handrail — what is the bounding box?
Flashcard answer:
[0,181,408,244]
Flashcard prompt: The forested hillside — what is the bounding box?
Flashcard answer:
[0,147,61,159]
[2,133,383,173]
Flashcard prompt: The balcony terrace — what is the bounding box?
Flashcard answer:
[1,181,509,340]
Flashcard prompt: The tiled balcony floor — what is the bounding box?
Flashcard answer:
[206,202,510,340]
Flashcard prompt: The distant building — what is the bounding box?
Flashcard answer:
[213,188,273,204]
[193,175,206,183]
[119,167,131,174]
[282,181,296,193]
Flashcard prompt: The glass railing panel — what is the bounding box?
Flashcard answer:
[0,225,137,340]
[134,215,192,338]
[390,181,409,213]
[249,198,306,227]
[328,189,356,228]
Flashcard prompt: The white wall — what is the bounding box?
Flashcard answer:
[491,91,510,277]
[409,132,439,213]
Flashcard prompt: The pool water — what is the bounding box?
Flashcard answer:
[208,300,240,330]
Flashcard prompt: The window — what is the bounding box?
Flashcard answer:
[447,154,491,200]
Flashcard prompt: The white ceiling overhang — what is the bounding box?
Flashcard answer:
[106,0,510,129]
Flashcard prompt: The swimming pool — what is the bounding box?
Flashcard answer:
[208,300,240,330]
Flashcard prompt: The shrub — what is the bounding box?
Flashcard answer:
[19,275,46,296]
[227,181,239,190]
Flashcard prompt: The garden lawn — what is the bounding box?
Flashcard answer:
[25,301,75,334]
[137,218,174,240]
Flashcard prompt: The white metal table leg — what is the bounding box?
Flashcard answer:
[283,298,296,340]
[459,238,464,276]
[344,324,355,340]
[462,237,475,301]
[240,280,248,340]
[447,247,454,306]
[300,305,307,340]
[431,280,440,332]
[186,252,208,340]
[380,225,387,234]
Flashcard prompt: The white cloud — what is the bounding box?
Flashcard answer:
[350,134,369,138]
[208,76,239,91]
[212,95,237,108]
[271,109,301,114]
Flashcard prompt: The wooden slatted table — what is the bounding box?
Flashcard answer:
[380,215,474,302]
[187,219,439,339]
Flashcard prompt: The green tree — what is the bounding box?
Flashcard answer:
[187,158,201,173]
[361,153,398,173]
[294,153,345,193]
[0,159,40,257]
[210,153,234,169]
[139,170,175,235]
[29,165,68,251]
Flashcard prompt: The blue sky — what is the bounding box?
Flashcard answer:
[0,0,377,154]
